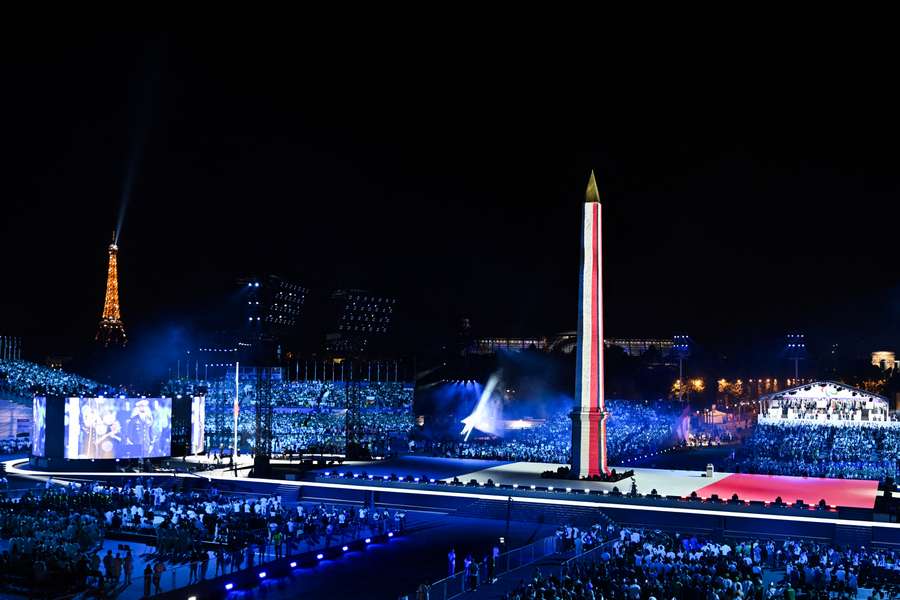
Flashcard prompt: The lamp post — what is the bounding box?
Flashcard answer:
[673,335,691,403]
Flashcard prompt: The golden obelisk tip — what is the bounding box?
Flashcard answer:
[585,170,600,204]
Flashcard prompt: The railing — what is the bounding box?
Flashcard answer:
[121,520,398,596]
[139,524,394,593]
[558,539,615,580]
[413,535,560,600]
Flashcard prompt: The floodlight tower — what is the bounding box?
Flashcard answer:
[786,333,806,382]
[673,335,691,403]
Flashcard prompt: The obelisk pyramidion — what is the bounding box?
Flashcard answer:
[571,171,610,478]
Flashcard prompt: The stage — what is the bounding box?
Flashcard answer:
[303,456,880,510]
[6,454,882,511]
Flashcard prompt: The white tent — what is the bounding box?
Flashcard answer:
[759,381,891,426]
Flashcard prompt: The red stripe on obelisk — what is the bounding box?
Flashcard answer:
[588,203,600,474]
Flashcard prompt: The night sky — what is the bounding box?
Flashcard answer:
[2,34,899,370]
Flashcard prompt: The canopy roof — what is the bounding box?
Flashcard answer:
[762,380,888,408]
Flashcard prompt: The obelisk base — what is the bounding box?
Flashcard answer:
[570,408,609,479]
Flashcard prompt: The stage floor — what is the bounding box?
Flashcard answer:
[8,454,882,510]
[319,456,880,510]
[695,473,879,509]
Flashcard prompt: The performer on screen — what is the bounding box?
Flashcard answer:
[79,399,122,459]
[125,399,154,457]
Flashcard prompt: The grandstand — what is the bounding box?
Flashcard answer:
[445,399,684,466]
[0,359,101,401]
[163,377,415,456]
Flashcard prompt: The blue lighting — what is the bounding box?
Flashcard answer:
[342,545,349,551]
[225,583,234,590]
[290,561,297,568]
[259,571,267,578]
[316,553,324,560]
[365,538,371,543]
[388,532,394,538]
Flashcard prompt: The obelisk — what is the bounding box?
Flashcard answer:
[571,171,609,478]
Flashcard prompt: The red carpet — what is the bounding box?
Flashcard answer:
[695,473,879,509]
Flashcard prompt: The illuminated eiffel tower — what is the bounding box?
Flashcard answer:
[96,233,127,347]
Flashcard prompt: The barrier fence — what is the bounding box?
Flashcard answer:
[137,522,397,595]
[558,539,615,580]
[412,535,560,600]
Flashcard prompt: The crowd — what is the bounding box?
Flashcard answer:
[0,359,101,399]
[503,526,900,600]
[0,485,108,594]
[76,478,404,561]
[1,477,408,596]
[164,378,414,412]
[191,378,415,456]
[727,422,900,481]
[444,400,680,465]
[0,436,28,455]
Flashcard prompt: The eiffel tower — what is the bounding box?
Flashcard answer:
[96,233,127,347]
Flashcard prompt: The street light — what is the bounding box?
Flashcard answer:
[673,335,691,403]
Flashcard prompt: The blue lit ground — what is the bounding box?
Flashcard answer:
[225,514,557,600]
[617,445,736,471]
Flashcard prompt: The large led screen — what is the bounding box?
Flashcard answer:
[32,396,47,457]
[65,397,172,459]
[191,396,205,454]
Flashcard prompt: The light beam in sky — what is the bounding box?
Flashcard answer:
[460,373,502,441]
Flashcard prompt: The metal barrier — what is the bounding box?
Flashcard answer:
[411,535,560,600]
[558,539,615,580]
[138,520,397,596]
